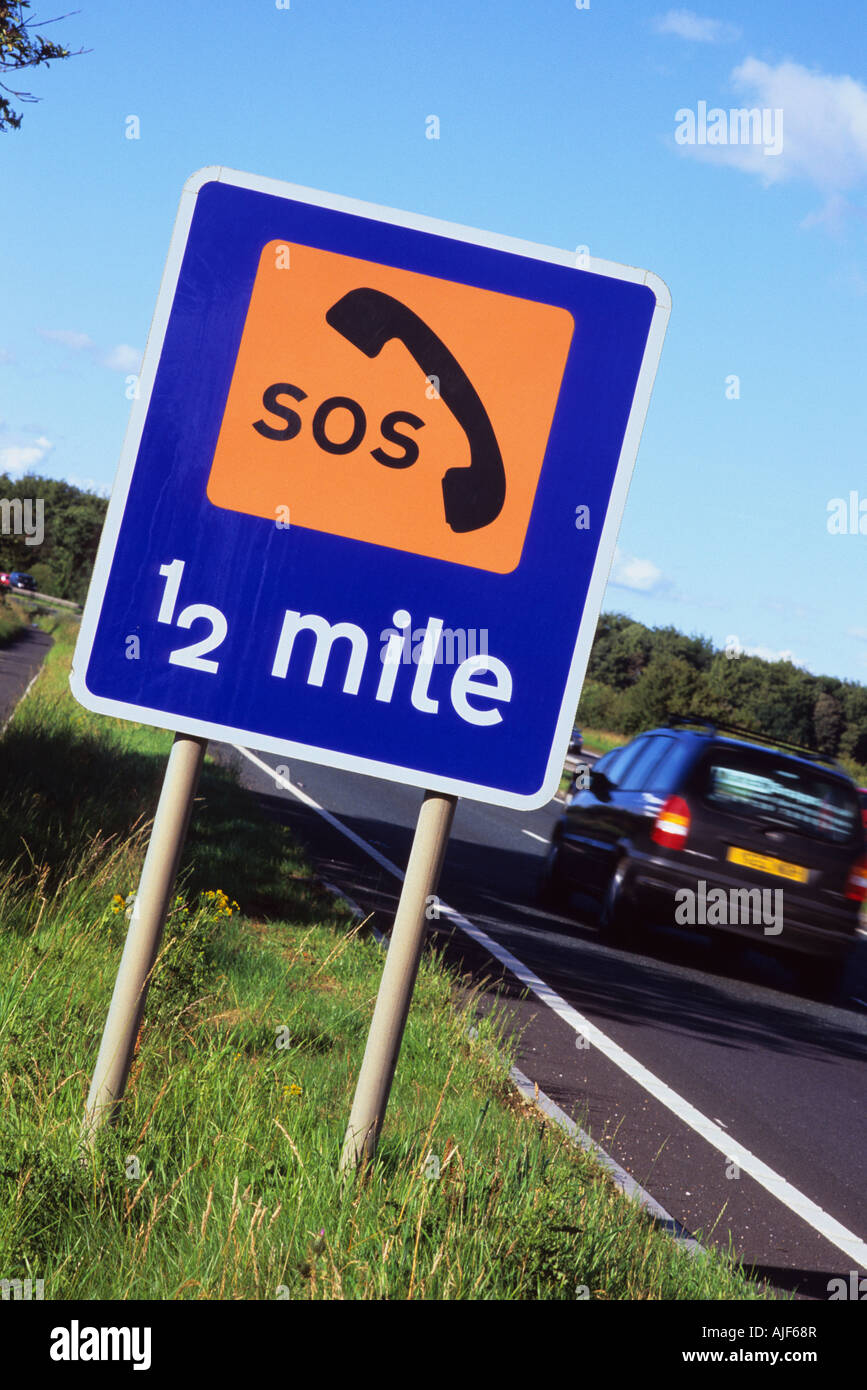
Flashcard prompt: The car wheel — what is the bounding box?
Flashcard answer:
[598,858,638,944]
[537,842,569,911]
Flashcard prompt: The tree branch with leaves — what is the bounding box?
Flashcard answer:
[0,2,87,131]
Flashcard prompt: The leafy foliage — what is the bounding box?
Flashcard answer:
[0,2,86,132]
[579,611,867,776]
[0,472,106,603]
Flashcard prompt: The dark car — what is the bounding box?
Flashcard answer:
[7,572,37,592]
[859,789,867,831]
[568,726,583,757]
[539,719,866,992]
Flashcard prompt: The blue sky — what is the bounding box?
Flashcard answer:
[3,0,866,682]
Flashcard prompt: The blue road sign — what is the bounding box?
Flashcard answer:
[71,167,669,809]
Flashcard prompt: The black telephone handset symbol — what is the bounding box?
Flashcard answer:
[325,287,506,534]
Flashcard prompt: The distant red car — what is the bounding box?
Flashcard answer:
[0,573,10,590]
[860,789,867,830]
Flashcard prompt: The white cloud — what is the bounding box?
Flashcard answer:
[743,644,804,665]
[608,548,665,593]
[38,328,95,352]
[0,348,14,365]
[675,58,867,216]
[799,192,861,233]
[65,473,111,497]
[729,638,806,665]
[731,59,867,190]
[38,329,142,374]
[654,9,740,43]
[0,435,54,478]
[847,626,867,641]
[99,344,141,373]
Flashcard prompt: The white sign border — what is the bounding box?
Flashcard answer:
[70,165,670,812]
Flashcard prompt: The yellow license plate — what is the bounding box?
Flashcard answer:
[726,846,810,883]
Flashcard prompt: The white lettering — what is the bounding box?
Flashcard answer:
[450,655,513,726]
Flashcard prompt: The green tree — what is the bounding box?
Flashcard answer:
[615,655,701,734]
[576,611,867,778]
[647,624,714,673]
[813,691,845,756]
[586,614,652,690]
[576,679,620,729]
[707,654,816,746]
[840,684,867,765]
[0,3,86,132]
[703,651,765,727]
[0,473,106,602]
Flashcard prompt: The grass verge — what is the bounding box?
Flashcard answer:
[580,727,629,756]
[0,620,771,1299]
[0,596,27,645]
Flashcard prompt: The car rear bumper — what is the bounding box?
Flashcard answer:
[626,850,860,960]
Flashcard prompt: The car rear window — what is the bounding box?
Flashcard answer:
[602,736,653,786]
[594,743,632,783]
[619,735,674,790]
[699,747,861,845]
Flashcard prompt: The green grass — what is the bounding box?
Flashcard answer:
[0,622,772,1300]
[579,727,629,756]
[0,597,26,645]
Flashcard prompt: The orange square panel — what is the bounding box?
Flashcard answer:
[207,240,574,574]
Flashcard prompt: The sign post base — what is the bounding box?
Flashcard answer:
[80,732,207,1147]
[340,790,457,1173]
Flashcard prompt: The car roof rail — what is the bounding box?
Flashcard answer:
[667,714,716,734]
[666,714,843,770]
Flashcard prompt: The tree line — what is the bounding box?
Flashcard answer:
[0,472,107,606]
[3,475,865,777]
[578,613,867,775]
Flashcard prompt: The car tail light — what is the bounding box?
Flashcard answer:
[845,855,867,902]
[652,795,691,850]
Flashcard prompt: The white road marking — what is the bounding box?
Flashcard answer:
[0,666,41,737]
[522,829,548,843]
[233,744,867,1273]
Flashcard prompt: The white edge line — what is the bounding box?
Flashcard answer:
[445,906,867,1273]
[235,746,405,880]
[321,882,365,921]
[508,1066,703,1258]
[320,837,700,1256]
[233,742,867,1275]
[321,880,387,946]
[0,666,42,738]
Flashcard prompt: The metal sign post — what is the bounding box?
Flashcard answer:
[340,790,457,1172]
[80,733,207,1146]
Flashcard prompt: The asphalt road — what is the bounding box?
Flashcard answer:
[0,626,53,729]
[218,741,867,1299]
